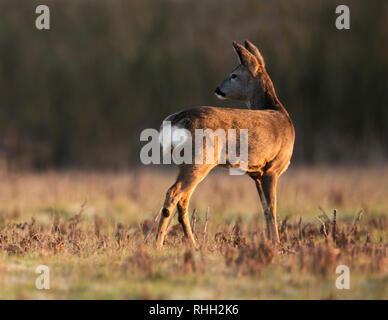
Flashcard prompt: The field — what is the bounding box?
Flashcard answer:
[0,166,387,299]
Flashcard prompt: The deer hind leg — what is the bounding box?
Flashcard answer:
[177,194,197,248]
[253,175,280,244]
[155,180,183,249]
[155,164,214,249]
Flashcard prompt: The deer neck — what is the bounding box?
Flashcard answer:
[247,74,287,114]
[246,93,265,109]
[246,89,282,111]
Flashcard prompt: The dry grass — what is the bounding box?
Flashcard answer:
[0,166,387,299]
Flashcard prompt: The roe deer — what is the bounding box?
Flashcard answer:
[155,40,295,249]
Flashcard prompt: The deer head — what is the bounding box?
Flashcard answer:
[215,40,276,109]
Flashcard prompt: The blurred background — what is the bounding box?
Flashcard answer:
[0,0,387,171]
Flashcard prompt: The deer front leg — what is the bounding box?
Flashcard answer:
[255,180,272,240]
[261,175,280,244]
[256,175,280,244]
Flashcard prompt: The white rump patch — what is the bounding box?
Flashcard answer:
[171,126,190,147]
[159,122,190,153]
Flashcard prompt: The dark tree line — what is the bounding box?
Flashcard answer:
[0,0,387,170]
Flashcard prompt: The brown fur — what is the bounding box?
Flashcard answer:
[155,41,295,249]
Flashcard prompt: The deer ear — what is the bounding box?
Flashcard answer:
[244,40,265,68]
[232,41,259,76]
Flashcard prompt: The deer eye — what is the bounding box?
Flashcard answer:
[231,74,237,79]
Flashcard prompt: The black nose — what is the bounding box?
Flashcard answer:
[215,87,225,97]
